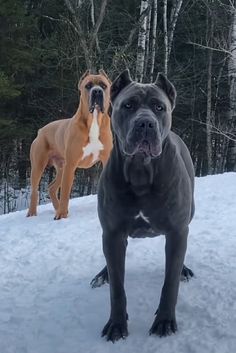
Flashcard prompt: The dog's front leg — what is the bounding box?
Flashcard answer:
[102,231,128,342]
[54,163,76,220]
[149,227,188,337]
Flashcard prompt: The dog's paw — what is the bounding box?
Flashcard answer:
[54,210,68,220]
[181,264,194,282]
[149,315,177,337]
[90,267,109,288]
[26,211,37,217]
[102,319,128,342]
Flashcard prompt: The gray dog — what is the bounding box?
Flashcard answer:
[91,69,195,342]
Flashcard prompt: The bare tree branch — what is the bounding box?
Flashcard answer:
[187,40,232,56]
[190,118,236,142]
[64,0,92,67]
[89,0,108,52]
[63,0,108,69]
[90,0,101,53]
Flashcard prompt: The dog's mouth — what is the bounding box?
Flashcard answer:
[137,140,150,154]
[122,139,162,164]
[89,103,102,113]
[89,102,104,113]
[135,140,162,158]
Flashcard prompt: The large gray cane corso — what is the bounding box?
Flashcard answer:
[91,69,195,342]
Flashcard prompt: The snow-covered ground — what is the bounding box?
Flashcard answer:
[0,173,236,353]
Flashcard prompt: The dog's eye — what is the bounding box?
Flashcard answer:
[99,82,107,90]
[155,104,164,112]
[124,103,133,110]
[85,82,93,90]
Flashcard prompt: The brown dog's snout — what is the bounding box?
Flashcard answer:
[90,86,104,112]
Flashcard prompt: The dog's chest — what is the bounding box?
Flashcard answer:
[82,110,104,162]
[127,195,167,237]
[134,211,150,223]
[128,210,157,238]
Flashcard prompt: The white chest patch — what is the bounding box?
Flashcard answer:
[134,211,150,223]
[82,109,104,162]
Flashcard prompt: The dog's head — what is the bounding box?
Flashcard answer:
[79,69,111,114]
[110,69,176,161]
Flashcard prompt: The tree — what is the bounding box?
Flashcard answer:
[206,3,214,174]
[227,1,236,171]
[149,0,158,82]
[135,0,149,82]
[163,0,183,75]
[63,0,108,71]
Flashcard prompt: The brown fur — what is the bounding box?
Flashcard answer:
[27,71,113,219]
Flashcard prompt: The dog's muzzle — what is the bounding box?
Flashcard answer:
[89,86,104,113]
[124,117,162,158]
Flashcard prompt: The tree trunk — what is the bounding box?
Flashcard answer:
[206,10,214,174]
[163,0,168,75]
[227,5,236,171]
[168,0,183,61]
[150,0,157,82]
[143,8,152,80]
[135,0,149,82]
[90,0,100,53]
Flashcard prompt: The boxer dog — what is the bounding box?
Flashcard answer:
[90,69,195,341]
[27,70,113,219]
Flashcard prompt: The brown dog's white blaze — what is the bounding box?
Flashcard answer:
[82,108,104,162]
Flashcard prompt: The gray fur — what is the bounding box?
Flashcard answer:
[93,69,195,342]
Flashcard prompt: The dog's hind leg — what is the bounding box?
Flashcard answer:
[90,263,194,288]
[180,264,194,281]
[27,138,48,217]
[90,265,109,288]
[48,165,63,211]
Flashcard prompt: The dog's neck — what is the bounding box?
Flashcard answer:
[110,137,154,195]
[123,154,154,195]
[111,136,176,196]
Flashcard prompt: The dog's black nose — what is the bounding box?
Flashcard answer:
[92,87,103,97]
[135,118,155,132]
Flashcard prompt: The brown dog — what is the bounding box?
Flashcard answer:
[27,70,113,219]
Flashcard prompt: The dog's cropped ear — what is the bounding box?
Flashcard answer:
[111,69,132,103]
[99,69,111,84]
[78,69,91,88]
[155,73,177,110]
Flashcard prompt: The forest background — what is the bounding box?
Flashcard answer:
[0,0,236,214]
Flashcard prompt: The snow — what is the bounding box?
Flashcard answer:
[0,173,236,353]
